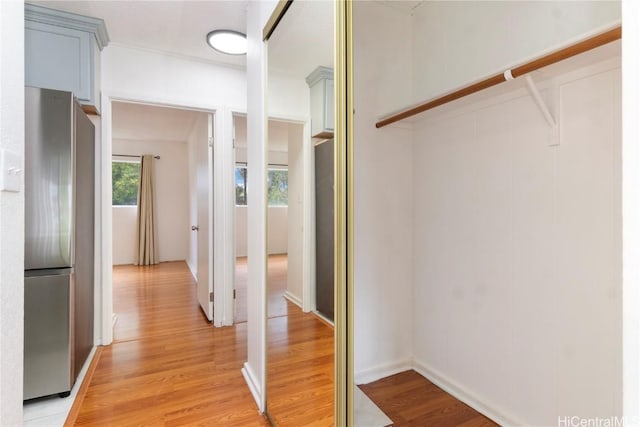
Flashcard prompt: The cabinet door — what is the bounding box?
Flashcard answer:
[25,21,93,105]
[323,79,334,132]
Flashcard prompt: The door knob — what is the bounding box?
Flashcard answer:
[191,225,199,231]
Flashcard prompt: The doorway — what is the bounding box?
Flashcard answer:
[233,116,306,323]
[110,101,213,341]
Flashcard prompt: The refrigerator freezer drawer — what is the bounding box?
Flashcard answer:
[24,273,71,400]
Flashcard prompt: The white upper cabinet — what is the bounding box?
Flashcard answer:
[25,4,109,114]
[306,66,334,139]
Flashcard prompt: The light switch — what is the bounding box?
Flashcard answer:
[0,149,22,193]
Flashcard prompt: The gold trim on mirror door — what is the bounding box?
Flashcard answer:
[334,0,353,426]
[263,0,293,41]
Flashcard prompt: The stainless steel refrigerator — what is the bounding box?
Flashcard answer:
[24,87,95,400]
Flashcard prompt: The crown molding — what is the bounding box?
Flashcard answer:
[305,66,333,87]
[25,3,110,50]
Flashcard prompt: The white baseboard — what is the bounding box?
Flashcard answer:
[354,358,413,385]
[412,359,521,426]
[241,362,263,413]
[283,291,302,308]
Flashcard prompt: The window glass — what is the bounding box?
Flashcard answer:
[112,161,140,206]
[235,166,288,206]
[267,168,288,206]
[235,166,248,205]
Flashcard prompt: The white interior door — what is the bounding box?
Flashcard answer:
[196,113,214,320]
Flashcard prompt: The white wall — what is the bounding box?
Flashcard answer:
[411,61,621,425]
[0,1,24,424]
[102,45,247,109]
[287,123,304,304]
[236,206,288,257]
[622,2,640,421]
[353,2,415,381]
[268,73,309,121]
[411,1,621,105]
[111,139,190,265]
[111,204,137,264]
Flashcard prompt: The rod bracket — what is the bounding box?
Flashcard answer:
[523,74,559,146]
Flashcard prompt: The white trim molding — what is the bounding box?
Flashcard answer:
[412,360,522,427]
[284,291,302,308]
[354,359,413,386]
[241,362,263,412]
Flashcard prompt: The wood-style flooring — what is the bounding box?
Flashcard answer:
[235,254,289,323]
[266,301,334,426]
[69,259,498,426]
[360,370,499,427]
[70,262,268,426]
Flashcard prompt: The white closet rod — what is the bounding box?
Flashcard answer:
[375,26,621,129]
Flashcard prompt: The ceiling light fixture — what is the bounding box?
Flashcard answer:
[206,30,247,55]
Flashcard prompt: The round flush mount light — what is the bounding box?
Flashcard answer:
[206,30,247,55]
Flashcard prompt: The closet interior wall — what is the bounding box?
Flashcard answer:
[353,1,415,382]
[353,1,622,426]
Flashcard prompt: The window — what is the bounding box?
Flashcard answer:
[112,161,140,206]
[235,165,288,206]
[267,168,288,206]
[235,166,248,205]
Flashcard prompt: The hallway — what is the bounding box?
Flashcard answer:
[69,262,268,426]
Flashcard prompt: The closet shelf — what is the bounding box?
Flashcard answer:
[375,26,621,129]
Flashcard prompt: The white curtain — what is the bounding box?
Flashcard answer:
[134,155,158,265]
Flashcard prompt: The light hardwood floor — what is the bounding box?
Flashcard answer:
[267,301,334,426]
[70,262,269,426]
[235,254,289,323]
[68,259,496,426]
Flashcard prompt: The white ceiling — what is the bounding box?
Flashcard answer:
[30,0,249,67]
[33,1,420,141]
[268,0,334,79]
[28,1,426,74]
[112,101,201,142]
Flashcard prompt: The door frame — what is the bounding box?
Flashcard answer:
[230,112,314,320]
[265,114,314,314]
[98,91,232,344]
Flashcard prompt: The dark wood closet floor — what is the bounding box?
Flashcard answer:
[360,370,499,427]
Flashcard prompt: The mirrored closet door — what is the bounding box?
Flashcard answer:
[264,0,336,425]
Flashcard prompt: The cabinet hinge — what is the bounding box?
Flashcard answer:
[233,289,236,299]
[209,291,214,302]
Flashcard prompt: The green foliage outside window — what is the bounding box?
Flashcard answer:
[267,169,288,206]
[112,161,140,206]
[235,166,248,205]
[235,166,288,206]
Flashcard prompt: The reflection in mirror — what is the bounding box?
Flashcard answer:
[265,0,335,424]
